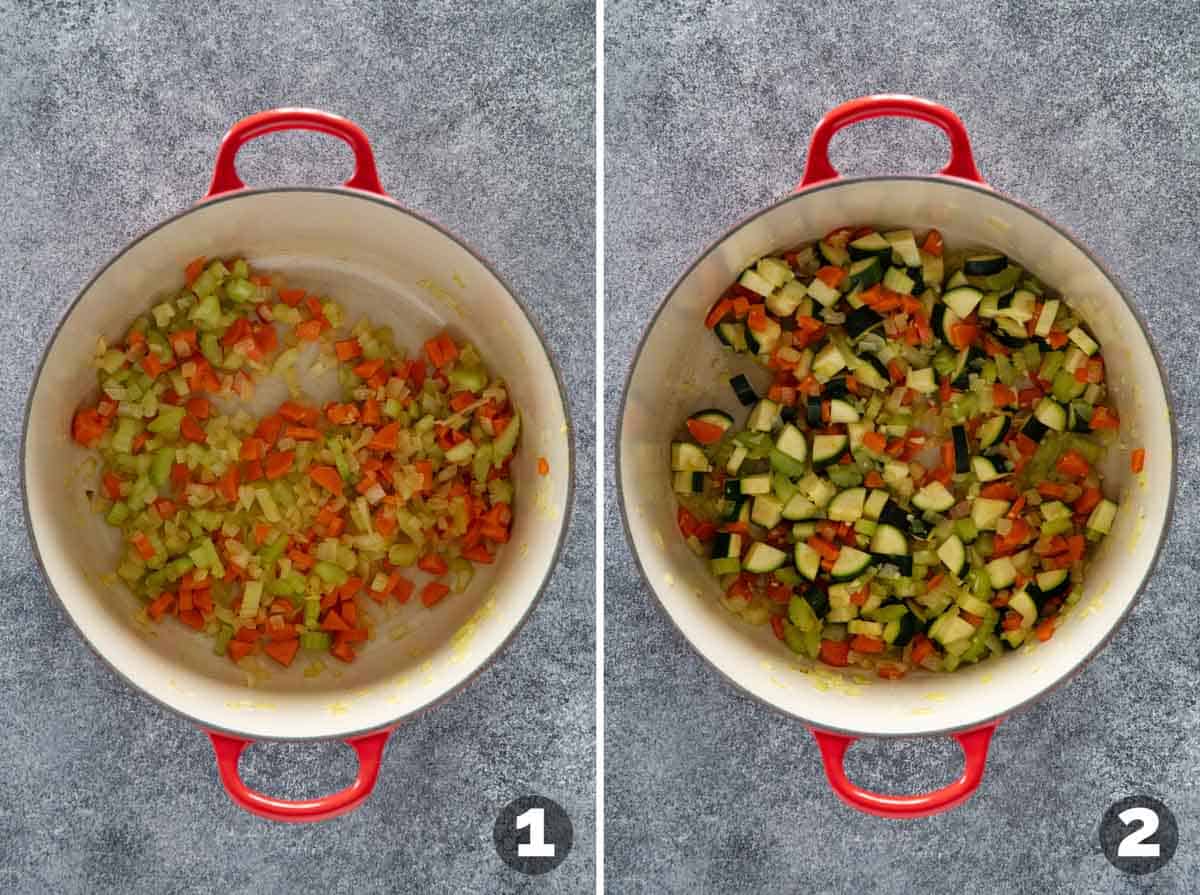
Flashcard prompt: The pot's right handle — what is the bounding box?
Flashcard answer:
[205,107,388,199]
[798,94,986,190]
[207,728,393,822]
[809,721,999,819]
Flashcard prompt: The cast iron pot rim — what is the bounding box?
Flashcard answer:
[616,173,1177,740]
[21,185,577,743]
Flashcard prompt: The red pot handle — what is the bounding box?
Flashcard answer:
[205,107,387,199]
[809,720,999,819]
[798,94,986,190]
[207,728,393,822]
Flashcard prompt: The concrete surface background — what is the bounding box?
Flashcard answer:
[0,2,593,893]
[605,1,1198,893]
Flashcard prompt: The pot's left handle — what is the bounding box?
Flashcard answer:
[205,108,387,199]
[207,728,393,822]
[809,721,999,819]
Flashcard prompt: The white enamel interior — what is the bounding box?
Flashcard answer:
[25,189,571,740]
[621,177,1173,737]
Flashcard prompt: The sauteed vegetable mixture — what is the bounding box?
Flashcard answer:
[73,258,518,669]
[673,226,1129,677]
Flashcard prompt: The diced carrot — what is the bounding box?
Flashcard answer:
[278,288,305,307]
[418,553,449,575]
[216,465,239,502]
[850,635,885,654]
[71,408,110,446]
[864,470,884,488]
[685,417,726,445]
[1056,450,1090,479]
[876,665,907,680]
[818,639,850,667]
[1089,405,1120,431]
[424,337,444,368]
[264,638,300,667]
[225,640,254,663]
[1035,618,1056,642]
[184,257,207,286]
[185,397,211,420]
[264,450,295,480]
[1037,482,1070,499]
[420,581,451,608]
[295,318,324,341]
[320,608,350,632]
[178,609,205,630]
[1131,448,1145,474]
[815,266,847,288]
[255,414,283,445]
[438,333,459,364]
[131,531,155,560]
[921,229,943,256]
[807,536,840,562]
[1073,487,1102,515]
[414,460,434,492]
[146,592,175,621]
[180,415,206,444]
[1046,330,1068,349]
[102,471,123,499]
[910,634,935,666]
[153,498,176,518]
[285,425,321,441]
[334,338,362,362]
[368,421,400,452]
[277,401,312,424]
[392,575,415,604]
[705,298,734,329]
[336,628,369,646]
[360,398,381,426]
[462,544,494,564]
[330,642,357,663]
[980,482,1017,501]
[308,465,344,496]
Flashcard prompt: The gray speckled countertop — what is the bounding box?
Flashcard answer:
[606,2,1198,893]
[0,3,593,893]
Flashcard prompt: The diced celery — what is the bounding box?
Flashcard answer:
[240,580,263,619]
[300,631,331,651]
[304,598,320,628]
[112,417,144,453]
[225,278,255,302]
[492,411,520,466]
[328,437,351,482]
[445,439,476,464]
[99,349,127,373]
[449,557,474,593]
[213,625,234,656]
[383,398,403,419]
[388,541,419,567]
[448,366,488,393]
[147,404,185,435]
[200,332,223,366]
[259,535,288,571]
[105,501,131,526]
[148,447,174,487]
[487,479,514,505]
[313,561,349,586]
[189,293,222,328]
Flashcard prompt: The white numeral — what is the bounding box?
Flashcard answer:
[516,807,555,857]
[1117,806,1161,858]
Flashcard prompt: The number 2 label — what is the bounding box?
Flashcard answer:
[1117,806,1161,858]
[516,806,556,857]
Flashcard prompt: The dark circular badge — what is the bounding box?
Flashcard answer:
[1100,795,1177,875]
[493,795,573,875]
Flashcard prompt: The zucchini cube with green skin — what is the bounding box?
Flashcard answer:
[1009,589,1038,629]
[937,534,966,578]
[985,555,1018,589]
[830,546,872,581]
[756,256,795,288]
[884,230,922,267]
[971,497,1011,531]
[781,494,820,521]
[750,494,784,529]
[827,488,866,522]
[811,342,846,381]
[807,277,842,308]
[869,523,908,556]
[773,424,808,464]
[738,473,772,496]
[912,480,955,513]
[747,399,779,433]
[943,286,983,318]
[738,268,774,297]
[673,470,705,494]
[1087,498,1118,535]
[671,442,711,472]
[746,318,782,355]
[743,542,788,574]
[793,541,821,581]
[767,280,807,317]
[1035,300,1060,338]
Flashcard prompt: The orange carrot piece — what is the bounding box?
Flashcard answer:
[334,338,362,362]
[308,465,344,496]
[264,638,300,667]
[421,581,451,608]
[1130,448,1145,474]
[264,450,295,480]
[295,318,324,341]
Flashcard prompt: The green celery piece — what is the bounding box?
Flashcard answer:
[200,332,223,366]
[231,259,249,279]
[492,411,521,467]
[111,417,144,454]
[225,278,255,302]
[388,542,419,567]
[304,598,320,628]
[189,293,222,328]
[472,442,493,482]
[147,405,185,435]
[445,439,476,464]
[105,501,130,526]
[383,398,403,419]
[300,631,331,651]
[328,437,352,482]
[447,366,487,393]
[259,536,289,571]
[768,449,806,478]
[149,447,175,487]
[213,625,234,656]
[164,556,194,581]
[313,561,349,586]
[488,478,514,505]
